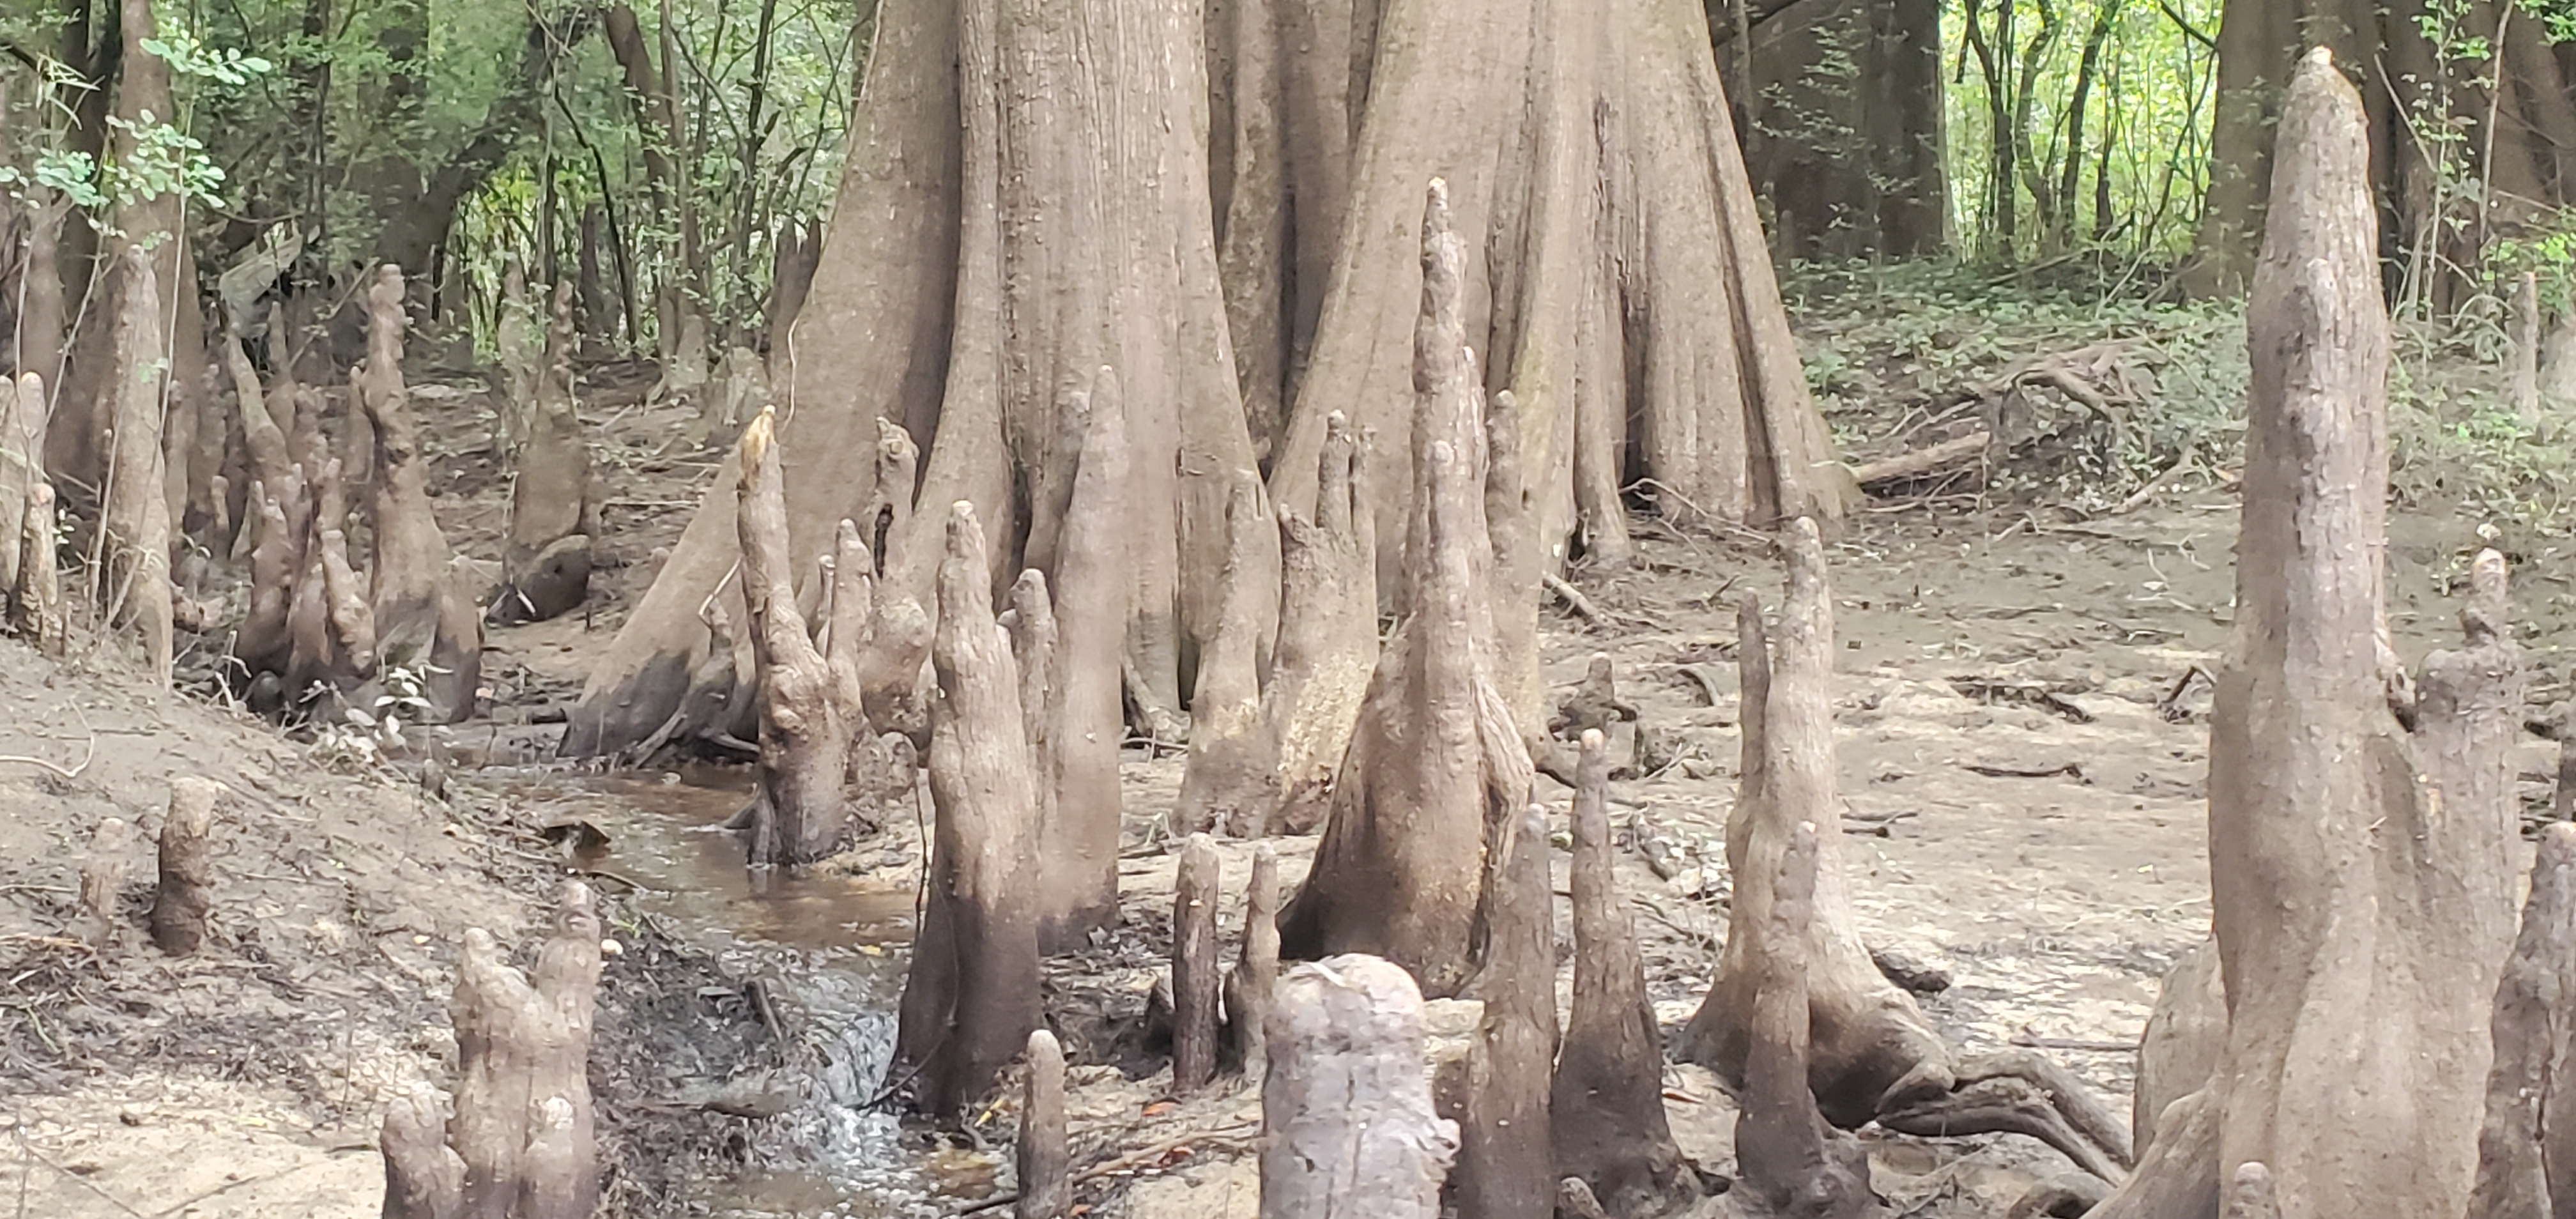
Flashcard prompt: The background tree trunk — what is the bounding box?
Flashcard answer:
[1724,0,1949,261]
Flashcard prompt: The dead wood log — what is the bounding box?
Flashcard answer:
[494,282,595,625]
[75,817,135,950]
[1224,842,1280,1077]
[893,501,1043,1117]
[1552,730,1692,1217]
[733,406,872,864]
[148,778,223,954]
[1243,410,1375,837]
[1455,800,1555,1219]
[100,243,175,685]
[1036,366,1133,948]
[1848,431,1991,491]
[2466,821,2576,1219]
[1734,822,1873,1219]
[381,881,602,1219]
[355,266,482,722]
[1173,475,1276,838]
[1172,834,1223,1093]
[1276,181,1537,999]
[1678,526,2126,1176]
[1018,1029,1070,1219]
[2087,49,2525,1219]
[1259,954,1458,1219]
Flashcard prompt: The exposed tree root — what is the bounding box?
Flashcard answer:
[1260,955,1457,1219]
[2465,822,2576,1219]
[2090,50,2524,1219]
[1676,522,2126,1179]
[891,502,1043,1118]
[1732,824,1873,1219]
[380,882,602,1219]
[1275,181,1535,999]
[1455,801,1555,1219]
[732,407,880,864]
[1553,730,1695,1218]
[1239,411,1374,838]
[493,282,597,625]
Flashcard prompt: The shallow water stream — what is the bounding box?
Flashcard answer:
[508,766,965,1217]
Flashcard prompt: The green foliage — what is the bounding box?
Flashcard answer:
[141,33,274,86]
[1788,259,2576,533]
[1940,0,2220,266]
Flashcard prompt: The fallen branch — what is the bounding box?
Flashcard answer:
[1850,433,1990,490]
[1544,573,1608,627]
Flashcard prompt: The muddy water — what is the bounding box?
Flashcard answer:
[518,766,949,1218]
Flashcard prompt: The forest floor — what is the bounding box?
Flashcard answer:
[3,298,2572,1217]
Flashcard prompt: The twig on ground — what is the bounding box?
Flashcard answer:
[2110,453,2194,516]
[0,712,98,781]
[1543,573,1607,627]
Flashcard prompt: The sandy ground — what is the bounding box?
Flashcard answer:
[3,359,2567,1218]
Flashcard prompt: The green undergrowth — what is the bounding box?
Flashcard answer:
[1784,259,2576,537]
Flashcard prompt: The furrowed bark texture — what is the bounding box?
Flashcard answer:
[732,407,870,864]
[1224,842,1281,1075]
[1454,801,1556,1219]
[1677,547,1949,1126]
[148,778,223,955]
[2466,822,2576,1219]
[1276,181,1537,1000]
[100,243,175,686]
[558,0,1848,763]
[1552,730,1692,1218]
[381,882,602,1219]
[892,502,1043,1118]
[560,0,1276,763]
[1259,954,1458,1219]
[1246,411,1375,838]
[1732,824,1874,1219]
[1172,834,1223,1093]
[2089,49,2526,1219]
[1172,475,1275,838]
[1034,367,1133,947]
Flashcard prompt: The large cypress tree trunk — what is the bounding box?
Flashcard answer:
[560,0,1853,785]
